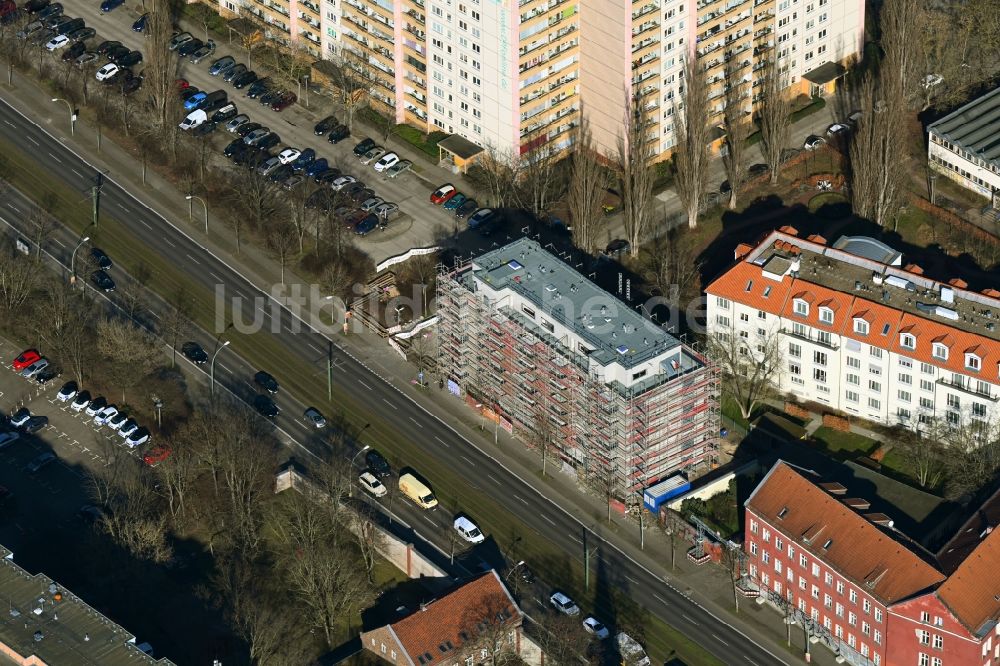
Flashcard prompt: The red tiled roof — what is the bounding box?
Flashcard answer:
[389,572,521,663]
[938,527,1000,634]
[705,261,794,316]
[747,462,945,605]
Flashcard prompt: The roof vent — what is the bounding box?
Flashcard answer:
[777,506,789,519]
[616,345,628,355]
[842,498,871,510]
[507,260,523,270]
[864,513,894,527]
[820,482,847,495]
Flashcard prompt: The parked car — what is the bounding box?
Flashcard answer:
[253,395,279,418]
[282,174,305,190]
[24,451,56,474]
[826,123,850,137]
[188,40,216,64]
[430,183,457,204]
[222,62,246,83]
[260,88,283,106]
[90,270,116,292]
[366,449,391,478]
[21,358,48,379]
[455,198,478,219]
[582,617,610,640]
[349,186,374,204]
[327,124,350,143]
[94,404,118,426]
[211,103,238,123]
[12,349,40,371]
[114,50,142,67]
[231,70,257,88]
[118,419,138,438]
[314,169,341,185]
[74,51,98,67]
[303,407,327,428]
[549,592,580,616]
[143,445,172,465]
[44,33,68,50]
[84,397,107,417]
[70,390,91,411]
[353,137,376,156]
[107,411,128,431]
[176,37,203,57]
[104,44,129,61]
[23,0,49,14]
[168,31,193,51]
[23,415,48,436]
[225,114,250,133]
[443,192,466,210]
[803,135,826,151]
[99,0,124,12]
[35,2,61,20]
[453,516,485,544]
[360,196,384,212]
[224,140,248,161]
[10,408,30,428]
[467,208,495,229]
[242,127,270,145]
[95,39,120,55]
[90,247,112,270]
[56,380,77,402]
[359,147,385,165]
[67,26,94,42]
[246,76,271,98]
[35,367,60,385]
[374,202,398,219]
[208,54,235,76]
[314,115,337,135]
[373,152,400,173]
[354,214,379,236]
[256,132,280,151]
[60,40,85,61]
[271,91,296,111]
[131,12,148,32]
[358,471,387,497]
[386,159,412,178]
[95,62,119,82]
[277,147,301,165]
[290,148,316,171]
[331,175,356,191]
[126,427,150,448]
[179,109,207,130]
[235,121,262,138]
[181,341,208,364]
[305,157,329,177]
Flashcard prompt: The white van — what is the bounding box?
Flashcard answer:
[179,109,207,130]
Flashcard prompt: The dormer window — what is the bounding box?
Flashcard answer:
[966,353,981,371]
[819,307,834,325]
[900,333,915,349]
[853,319,869,335]
[793,299,809,317]
[932,343,949,361]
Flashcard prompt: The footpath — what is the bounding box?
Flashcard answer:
[0,69,840,665]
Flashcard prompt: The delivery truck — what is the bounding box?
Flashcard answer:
[399,473,438,509]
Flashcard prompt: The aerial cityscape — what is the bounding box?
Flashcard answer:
[0,0,996,664]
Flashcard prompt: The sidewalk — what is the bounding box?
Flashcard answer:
[0,71,839,665]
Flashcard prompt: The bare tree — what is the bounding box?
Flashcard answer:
[532,613,583,665]
[225,168,280,253]
[516,132,564,218]
[527,403,556,477]
[266,217,298,284]
[217,413,278,553]
[567,115,610,253]
[155,433,201,521]
[848,72,907,228]
[885,424,946,489]
[26,197,59,258]
[673,56,712,229]
[475,143,521,208]
[721,61,751,210]
[757,57,791,185]
[0,245,38,317]
[720,545,744,613]
[708,329,782,421]
[660,508,689,571]
[878,0,921,108]
[457,590,521,666]
[143,9,179,137]
[615,87,654,256]
[159,286,193,368]
[943,415,1000,498]
[96,318,162,402]
[641,228,702,310]
[327,46,378,132]
[35,283,94,382]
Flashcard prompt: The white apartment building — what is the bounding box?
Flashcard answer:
[928,86,1000,206]
[705,229,1000,433]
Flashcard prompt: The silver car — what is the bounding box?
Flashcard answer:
[225,114,250,133]
[21,358,49,379]
[360,196,384,212]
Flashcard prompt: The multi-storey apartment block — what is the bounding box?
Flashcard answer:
[746,460,1000,666]
[218,0,862,163]
[928,86,1000,206]
[437,238,719,494]
[705,228,1000,433]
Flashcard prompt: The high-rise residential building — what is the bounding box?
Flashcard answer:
[436,238,719,494]
[705,227,1000,434]
[219,0,862,163]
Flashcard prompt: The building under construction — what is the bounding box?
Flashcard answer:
[436,238,719,496]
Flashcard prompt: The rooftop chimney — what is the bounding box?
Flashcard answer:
[864,513,894,527]
[842,498,871,510]
[820,482,847,495]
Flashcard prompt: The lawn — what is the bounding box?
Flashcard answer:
[811,426,878,459]
[0,136,723,666]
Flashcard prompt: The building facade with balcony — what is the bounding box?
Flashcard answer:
[436,238,719,495]
[746,461,1000,666]
[705,228,1000,435]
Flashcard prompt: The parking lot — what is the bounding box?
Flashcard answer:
[50,0,466,262]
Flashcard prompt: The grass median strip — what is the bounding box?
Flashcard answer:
[1,136,722,665]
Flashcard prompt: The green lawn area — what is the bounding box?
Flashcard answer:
[811,426,878,459]
[0,135,723,666]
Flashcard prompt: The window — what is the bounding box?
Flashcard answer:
[836,602,844,617]
[819,307,833,324]
[800,554,808,568]
[811,563,820,577]
[789,362,801,376]
[869,380,881,392]
[900,333,915,349]
[898,390,911,402]
[775,537,783,550]
[789,342,801,358]
[850,589,857,604]
[811,584,819,600]
[870,347,883,359]
[862,621,870,636]
[918,654,929,666]
[825,572,833,585]
[846,390,859,403]
[932,343,949,360]
[716,296,730,309]
[854,319,869,335]
[899,357,913,368]
[868,398,881,410]
[817,331,832,345]
[758,310,767,320]
[847,356,861,369]
[918,629,930,645]
[814,351,827,365]
[846,373,860,385]
[848,612,857,626]
[740,313,750,323]
[899,372,912,385]
[932,635,943,649]
[874,608,883,623]
[920,379,934,392]
[792,322,808,337]
[947,394,960,409]
[921,362,935,375]
[862,599,871,613]
[874,629,881,645]
[794,299,809,316]
[762,551,770,564]
[775,559,782,574]
[716,315,730,327]
[814,369,827,383]
[836,581,845,594]
[966,353,981,371]
[973,402,987,418]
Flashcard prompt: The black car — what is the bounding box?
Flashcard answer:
[60,40,85,61]
[256,132,280,151]
[114,50,142,67]
[224,138,247,159]
[365,449,391,478]
[36,2,61,19]
[211,103,238,123]
[67,26,94,42]
[180,87,202,102]
[105,44,130,61]
[90,270,115,292]
[267,164,293,183]
[181,341,208,364]
[176,37,202,57]
[131,12,148,32]
[253,395,279,418]
[748,163,769,177]
[95,39,120,55]
[259,88,283,106]
[455,198,478,219]
[235,121,261,138]
[193,120,217,136]
[327,124,350,144]
[121,73,142,95]
[254,370,279,394]
[35,367,61,385]
[90,247,112,270]
[353,137,376,156]
[314,114,338,135]
[240,148,269,169]
[24,0,50,14]
[222,63,246,83]
[231,70,257,89]
[246,77,271,98]
[314,169,342,185]
[23,416,48,434]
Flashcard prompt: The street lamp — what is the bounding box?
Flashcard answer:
[210,340,230,398]
[185,194,209,234]
[51,98,75,136]
[350,443,371,469]
[504,560,525,582]
[348,443,371,498]
[70,235,90,284]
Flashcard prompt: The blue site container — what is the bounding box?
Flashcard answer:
[642,474,691,512]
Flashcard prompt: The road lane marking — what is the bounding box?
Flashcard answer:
[408,416,422,428]
[163,237,175,247]
[147,310,160,320]
[712,634,729,646]
[624,574,638,584]
[433,435,450,448]
[744,658,758,666]
[139,219,151,229]
[186,254,200,265]
[682,614,698,625]
[210,272,223,282]
[28,137,38,146]
[3,120,13,127]
[652,593,668,605]
[48,152,60,163]
[488,474,500,485]
[460,454,475,467]
[116,203,128,212]
[72,168,83,178]
[308,343,322,354]
[514,494,528,505]
[51,238,64,247]
[5,203,19,213]
[542,514,555,526]
[358,379,372,390]
[423,514,437,526]
[568,533,582,544]
[218,363,233,374]
[381,398,395,409]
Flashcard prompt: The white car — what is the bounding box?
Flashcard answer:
[373,152,400,173]
[45,34,69,51]
[582,617,610,640]
[179,109,207,130]
[922,73,943,89]
[107,412,128,432]
[359,147,385,165]
[125,427,149,448]
[826,123,849,137]
[95,62,119,82]
[70,392,91,412]
[277,148,301,165]
[118,420,139,439]
[331,175,357,191]
[803,135,826,151]
[549,592,580,616]
[94,405,118,426]
[56,381,78,402]
[9,409,30,428]
[84,397,107,417]
[358,471,387,498]
[454,516,485,544]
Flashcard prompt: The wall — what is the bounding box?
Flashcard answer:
[578,0,629,158]
[886,594,982,666]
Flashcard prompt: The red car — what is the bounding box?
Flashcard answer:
[175,77,190,90]
[143,445,172,466]
[430,184,457,205]
[12,349,40,372]
[271,91,297,111]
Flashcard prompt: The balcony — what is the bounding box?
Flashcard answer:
[405,8,425,23]
[300,0,320,14]
[405,24,425,39]
[632,21,657,38]
[268,2,290,16]
[631,2,657,21]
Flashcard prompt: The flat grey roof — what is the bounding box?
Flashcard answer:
[801,61,847,85]
[0,546,174,666]
[832,235,902,266]
[470,238,682,368]
[929,86,1000,163]
[438,134,483,160]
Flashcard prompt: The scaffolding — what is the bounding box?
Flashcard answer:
[437,261,721,497]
